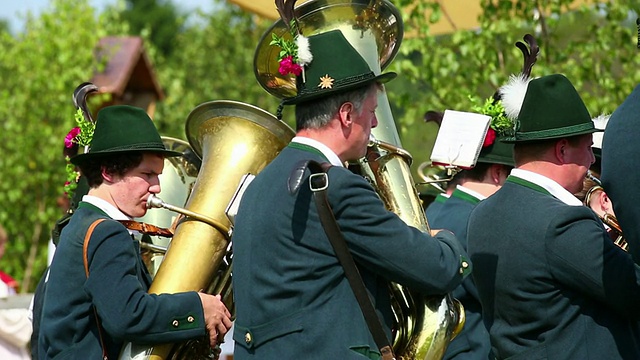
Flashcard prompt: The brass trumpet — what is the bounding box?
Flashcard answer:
[584,171,626,251]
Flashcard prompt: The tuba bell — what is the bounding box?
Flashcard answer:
[255,0,464,358]
[119,100,295,360]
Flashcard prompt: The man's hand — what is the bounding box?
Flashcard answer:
[198,293,233,348]
[430,228,454,237]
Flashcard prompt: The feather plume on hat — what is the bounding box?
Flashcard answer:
[497,34,539,122]
[499,73,532,121]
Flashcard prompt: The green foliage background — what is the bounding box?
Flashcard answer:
[0,0,638,292]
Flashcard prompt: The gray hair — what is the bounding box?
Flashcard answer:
[294,83,380,131]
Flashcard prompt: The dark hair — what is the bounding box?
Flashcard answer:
[294,83,380,131]
[460,163,493,182]
[79,152,145,187]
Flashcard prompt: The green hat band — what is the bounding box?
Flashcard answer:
[512,122,597,142]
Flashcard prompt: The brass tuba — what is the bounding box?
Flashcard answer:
[255,0,464,358]
[119,100,295,360]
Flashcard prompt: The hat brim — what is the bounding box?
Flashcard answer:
[70,149,183,166]
[282,72,396,105]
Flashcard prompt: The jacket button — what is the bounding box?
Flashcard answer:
[187,316,195,323]
[172,320,179,327]
[245,332,252,344]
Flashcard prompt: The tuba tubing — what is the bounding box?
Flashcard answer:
[359,133,465,359]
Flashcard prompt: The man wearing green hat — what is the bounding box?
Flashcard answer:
[38,105,233,359]
[428,109,514,360]
[467,74,640,359]
[231,28,470,359]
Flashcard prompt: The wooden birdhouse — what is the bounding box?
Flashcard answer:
[91,36,164,117]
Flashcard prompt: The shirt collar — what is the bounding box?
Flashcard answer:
[82,195,133,221]
[291,136,344,167]
[456,184,486,201]
[510,168,583,206]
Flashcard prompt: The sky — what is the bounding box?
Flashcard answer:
[0,0,215,33]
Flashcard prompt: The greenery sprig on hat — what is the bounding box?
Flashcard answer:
[469,94,514,147]
[270,20,313,77]
[63,108,95,198]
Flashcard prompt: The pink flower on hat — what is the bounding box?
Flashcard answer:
[64,127,81,148]
[278,56,303,76]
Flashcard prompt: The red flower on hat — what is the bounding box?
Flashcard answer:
[278,55,303,76]
[482,127,496,148]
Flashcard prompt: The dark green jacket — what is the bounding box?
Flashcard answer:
[467,176,640,359]
[425,193,449,220]
[430,188,492,360]
[38,203,205,359]
[232,144,470,359]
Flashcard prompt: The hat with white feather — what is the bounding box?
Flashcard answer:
[499,73,598,142]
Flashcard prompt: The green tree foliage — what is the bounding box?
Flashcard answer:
[151,6,279,136]
[1,0,639,292]
[119,0,185,58]
[389,0,640,175]
[0,0,127,291]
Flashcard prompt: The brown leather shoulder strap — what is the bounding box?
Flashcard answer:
[117,220,174,238]
[306,161,395,360]
[83,219,106,277]
[81,218,109,360]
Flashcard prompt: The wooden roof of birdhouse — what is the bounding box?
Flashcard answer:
[91,36,165,101]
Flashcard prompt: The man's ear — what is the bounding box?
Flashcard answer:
[490,164,506,185]
[338,101,354,128]
[101,167,114,183]
[554,139,569,163]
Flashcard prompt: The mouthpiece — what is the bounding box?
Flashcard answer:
[586,170,602,186]
[146,194,164,209]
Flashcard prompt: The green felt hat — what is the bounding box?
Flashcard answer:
[477,136,514,166]
[282,30,396,105]
[502,74,597,142]
[71,105,181,165]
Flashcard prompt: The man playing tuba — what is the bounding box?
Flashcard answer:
[230,7,471,360]
[38,106,233,359]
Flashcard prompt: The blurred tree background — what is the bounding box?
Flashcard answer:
[0,0,638,292]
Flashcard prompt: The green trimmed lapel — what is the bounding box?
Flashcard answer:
[77,202,110,217]
[450,188,482,205]
[506,175,551,196]
[287,142,330,162]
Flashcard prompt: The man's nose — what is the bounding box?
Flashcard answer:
[149,183,161,194]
